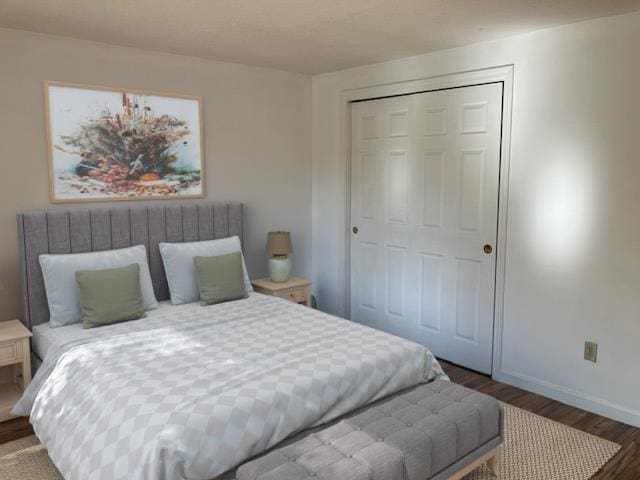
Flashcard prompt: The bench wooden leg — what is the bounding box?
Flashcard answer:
[487,445,501,476]
[447,444,501,480]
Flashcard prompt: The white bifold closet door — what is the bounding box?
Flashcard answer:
[350,83,502,374]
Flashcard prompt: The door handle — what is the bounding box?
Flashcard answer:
[483,244,493,254]
[352,226,359,234]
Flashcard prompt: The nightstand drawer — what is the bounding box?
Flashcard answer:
[0,321,32,422]
[251,277,312,307]
[0,341,20,367]
[275,287,308,303]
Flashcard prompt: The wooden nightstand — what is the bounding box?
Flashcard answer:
[0,320,32,422]
[252,277,312,306]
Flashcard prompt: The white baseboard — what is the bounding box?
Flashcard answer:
[493,369,640,428]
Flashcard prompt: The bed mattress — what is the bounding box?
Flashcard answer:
[17,293,446,480]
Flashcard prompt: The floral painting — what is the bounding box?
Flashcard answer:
[45,82,204,203]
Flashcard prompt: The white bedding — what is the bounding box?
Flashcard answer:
[31,301,174,360]
[16,293,447,480]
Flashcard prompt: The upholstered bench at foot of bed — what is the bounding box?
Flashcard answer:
[235,380,503,480]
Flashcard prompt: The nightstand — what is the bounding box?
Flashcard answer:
[0,320,32,422]
[252,277,312,306]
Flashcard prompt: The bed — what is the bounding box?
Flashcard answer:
[14,203,447,480]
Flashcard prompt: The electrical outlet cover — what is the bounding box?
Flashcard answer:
[584,341,598,362]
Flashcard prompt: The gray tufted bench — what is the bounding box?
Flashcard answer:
[235,380,502,480]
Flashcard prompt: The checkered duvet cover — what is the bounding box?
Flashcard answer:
[14,293,446,480]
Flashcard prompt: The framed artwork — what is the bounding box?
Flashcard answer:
[44,81,205,203]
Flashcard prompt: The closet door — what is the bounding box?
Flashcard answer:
[350,83,502,374]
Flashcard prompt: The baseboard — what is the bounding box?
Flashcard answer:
[493,369,640,428]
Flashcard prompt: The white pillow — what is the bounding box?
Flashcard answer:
[39,244,158,328]
[159,236,252,305]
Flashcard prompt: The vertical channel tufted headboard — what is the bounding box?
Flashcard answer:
[17,202,243,330]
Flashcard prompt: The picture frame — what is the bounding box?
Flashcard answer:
[44,81,205,203]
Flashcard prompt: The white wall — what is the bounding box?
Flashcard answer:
[312,12,640,426]
[0,28,311,320]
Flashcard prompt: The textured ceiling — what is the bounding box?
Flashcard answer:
[1,0,639,74]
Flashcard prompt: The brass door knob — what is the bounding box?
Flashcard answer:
[483,244,493,254]
[352,226,359,234]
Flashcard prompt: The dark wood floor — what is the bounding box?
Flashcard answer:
[1,362,638,478]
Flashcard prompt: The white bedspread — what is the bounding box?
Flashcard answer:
[15,293,446,480]
[30,301,174,360]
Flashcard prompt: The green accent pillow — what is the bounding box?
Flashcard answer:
[76,263,146,329]
[194,251,249,305]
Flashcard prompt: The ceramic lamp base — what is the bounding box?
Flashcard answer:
[269,256,291,283]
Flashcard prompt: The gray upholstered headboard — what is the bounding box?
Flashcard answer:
[17,202,243,330]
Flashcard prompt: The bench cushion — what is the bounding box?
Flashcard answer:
[236,380,501,480]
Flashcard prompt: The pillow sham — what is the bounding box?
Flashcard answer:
[76,263,146,329]
[159,236,252,305]
[194,252,249,305]
[39,244,158,328]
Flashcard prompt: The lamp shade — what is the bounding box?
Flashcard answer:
[266,231,293,255]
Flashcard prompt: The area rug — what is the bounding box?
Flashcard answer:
[466,403,620,479]
[0,403,621,480]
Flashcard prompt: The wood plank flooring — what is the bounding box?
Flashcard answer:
[441,360,640,480]
[1,361,638,478]
[0,415,32,445]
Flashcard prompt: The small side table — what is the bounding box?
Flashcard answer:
[0,320,32,422]
[252,277,312,306]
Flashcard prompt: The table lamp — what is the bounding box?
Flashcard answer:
[266,231,293,283]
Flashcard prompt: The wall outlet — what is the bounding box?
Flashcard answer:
[584,341,598,363]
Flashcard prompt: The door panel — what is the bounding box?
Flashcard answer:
[350,83,502,374]
[386,245,406,317]
[458,149,485,232]
[388,151,408,223]
[359,241,377,310]
[419,253,443,331]
[454,257,480,342]
[422,151,445,228]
